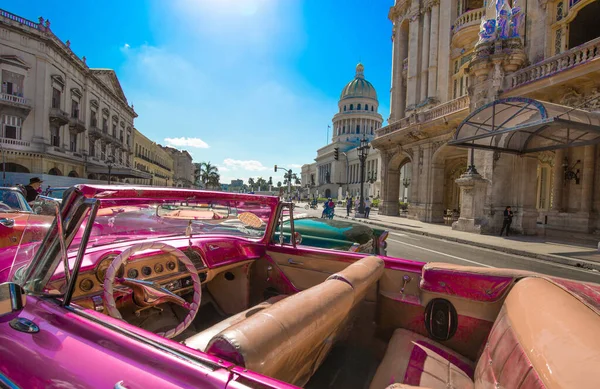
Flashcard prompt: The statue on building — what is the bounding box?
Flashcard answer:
[478,18,497,44]
[509,1,524,38]
[497,8,510,39]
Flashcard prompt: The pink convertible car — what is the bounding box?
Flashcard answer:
[0,185,599,389]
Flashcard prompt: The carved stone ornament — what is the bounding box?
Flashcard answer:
[431,140,445,155]
[407,129,426,141]
[537,150,555,166]
[492,61,504,89]
[559,87,584,108]
[581,87,600,110]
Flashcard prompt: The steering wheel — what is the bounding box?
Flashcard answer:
[102,241,202,339]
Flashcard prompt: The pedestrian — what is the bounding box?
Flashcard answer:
[500,206,513,236]
[346,196,352,216]
[365,197,372,218]
[24,177,43,203]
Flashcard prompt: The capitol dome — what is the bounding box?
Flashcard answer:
[340,63,378,101]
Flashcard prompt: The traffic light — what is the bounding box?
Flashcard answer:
[274,165,277,172]
[334,147,339,161]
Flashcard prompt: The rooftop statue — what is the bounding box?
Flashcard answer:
[478,0,524,45]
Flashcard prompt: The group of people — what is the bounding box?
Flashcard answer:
[345,196,372,218]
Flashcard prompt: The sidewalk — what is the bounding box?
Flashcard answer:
[334,209,600,272]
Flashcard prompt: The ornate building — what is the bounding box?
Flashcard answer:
[162,146,195,188]
[0,9,149,183]
[132,129,174,186]
[373,0,600,235]
[301,64,384,200]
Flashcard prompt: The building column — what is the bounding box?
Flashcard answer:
[427,2,439,101]
[581,145,596,213]
[420,9,431,103]
[406,16,421,109]
[551,148,565,211]
[390,23,408,121]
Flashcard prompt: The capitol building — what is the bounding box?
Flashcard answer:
[301,64,412,202]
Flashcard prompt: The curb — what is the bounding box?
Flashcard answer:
[334,214,600,272]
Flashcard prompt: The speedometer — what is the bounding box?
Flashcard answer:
[96,256,124,283]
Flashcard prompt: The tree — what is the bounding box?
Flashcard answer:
[256,177,267,191]
[198,161,220,189]
[248,178,255,191]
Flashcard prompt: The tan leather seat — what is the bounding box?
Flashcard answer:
[205,255,385,387]
[183,295,286,352]
[371,277,600,389]
[327,255,385,305]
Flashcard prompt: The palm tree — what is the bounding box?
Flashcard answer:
[256,177,267,191]
[198,161,220,189]
[248,178,255,191]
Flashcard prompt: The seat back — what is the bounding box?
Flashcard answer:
[205,256,385,386]
[474,277,600,389]
[327,255,385,305]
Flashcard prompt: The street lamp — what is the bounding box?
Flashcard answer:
[357,135,370,216]
[274,165,293,198]
[402,177,411,203]
[106,155,115,185]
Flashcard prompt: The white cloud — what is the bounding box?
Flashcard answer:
[164,137,209,149]
[123,43,130,49]
[223,158,269,171]
[288,163,304,168]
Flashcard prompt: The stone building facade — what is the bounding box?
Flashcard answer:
[0,9,150,182]
[132,129,174,186]
[162,146,195,188]
[301,64,384,200]
[373,0,600,236]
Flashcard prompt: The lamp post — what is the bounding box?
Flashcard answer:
[106,155,115,185]
[274,165,293,198]
[356,135,370,216]
[402,177,411,202]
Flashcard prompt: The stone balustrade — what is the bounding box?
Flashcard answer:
[0,137,31,148]
[452,8,484,33]
[508,36,600,90]
[0,9,39,29]
[376,96,470,138]
[0,93,31,106]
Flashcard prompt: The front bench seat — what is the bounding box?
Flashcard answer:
[205,255,385,386]
[183,294,287,352]
[370,277,600,389]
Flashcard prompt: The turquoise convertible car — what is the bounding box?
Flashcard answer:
[275,214,388,255]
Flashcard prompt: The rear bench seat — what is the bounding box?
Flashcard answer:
[186,255,385,386]
[370,277,600,389]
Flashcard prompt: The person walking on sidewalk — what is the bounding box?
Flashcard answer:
[500,206,513,236]
[364,197,372,218]
[346,196,352,216]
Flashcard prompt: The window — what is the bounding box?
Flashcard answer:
[357,104,362,110]
[102,118,108,132]
[71,100,79,119]
[120,130,123,142]
[371,106,374,111]
[126,134,130,146]
[4,125,17,139]
[90,110,97,127]
[2,115,22,139]
[51,127,60,147]
[343,126,346,134]
[350,104,354,110]
[356,125,360,134]
[89,139,96,156]
[70,133,77,152]
[344,105,347,111]
[371,127,374,135]
[365,104,369,111]
[452,52,472,99]
[52,88,61,109]
[112,123,117,137]
[1,70,24,96]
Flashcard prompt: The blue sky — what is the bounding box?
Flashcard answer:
[5,0,393,184]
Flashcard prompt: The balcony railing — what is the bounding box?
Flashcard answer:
[0,9,39,30]
[0,93,31,106]
[376,96,470,137]
[0,137,30,148]
[508,36,600,90]
[452,8,485,33]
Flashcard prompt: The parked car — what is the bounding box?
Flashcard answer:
[1,185,599,389]
[43,186,69,201]
[0,187,53,249]
[275,214,388,255]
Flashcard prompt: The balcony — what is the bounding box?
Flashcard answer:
[375,96,470,139]
[0,137,31,151]
[0,93,31,113]
[506,36,600,92]
[69,117,86,134]
[49,107,69,126]
[451,8,484,47]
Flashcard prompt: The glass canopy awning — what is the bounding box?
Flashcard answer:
[448,97,600,154]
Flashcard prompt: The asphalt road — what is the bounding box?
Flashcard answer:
[294,204,600,284]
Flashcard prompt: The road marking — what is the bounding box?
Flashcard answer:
[388,238,495,268]
[390,232,420,240]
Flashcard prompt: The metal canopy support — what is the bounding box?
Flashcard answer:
[449,97,600,155]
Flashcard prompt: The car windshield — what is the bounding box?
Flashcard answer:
[11,186,276,294]
[0,188,32,213]
[46,188,67,200]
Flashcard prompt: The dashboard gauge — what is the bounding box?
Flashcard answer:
[166,261,176,271]
[127,268,139,279]
[96,257,124,283]
[80,278,94,292]
[154,263,164,274]
[141,266,152,277]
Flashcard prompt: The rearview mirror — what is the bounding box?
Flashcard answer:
[0,282,27,317]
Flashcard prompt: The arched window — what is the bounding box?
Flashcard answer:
[68,170,78,177]
[4,163,29,173]
[48,167,62,176]
[365,104,369,111]
[350,104,354,110]
[344,105,347,111]
[357,104,361,110]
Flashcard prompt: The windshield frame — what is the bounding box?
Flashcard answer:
[0,187,32,213]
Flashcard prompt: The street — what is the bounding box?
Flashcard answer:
[294,204,600,284]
